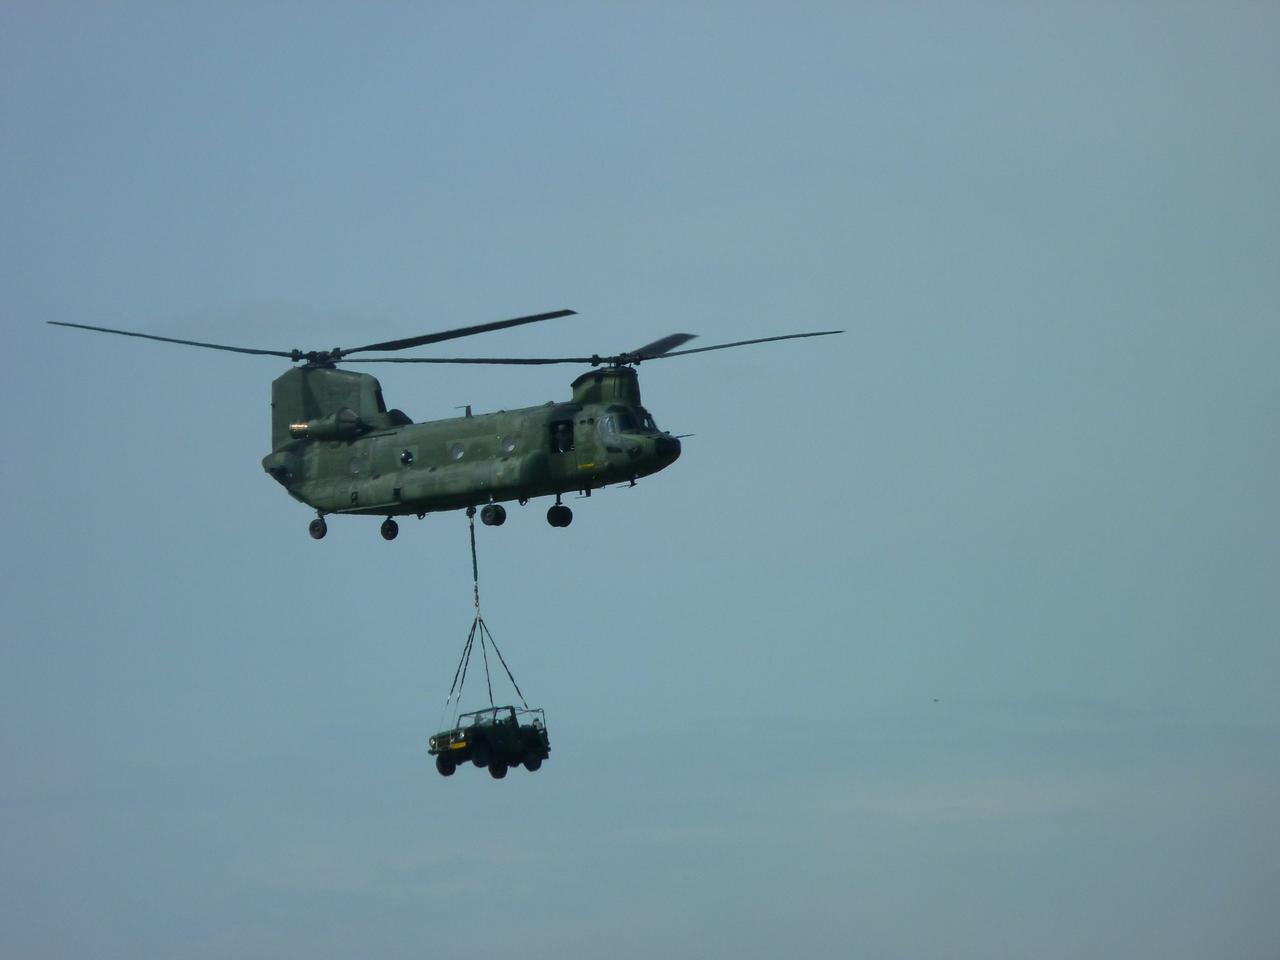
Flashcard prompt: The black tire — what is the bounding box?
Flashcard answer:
[309,518,327,540]
[480,504,507,526]
[523,754,542,772]
[471,743,491,768]
[547,504,572,527]
[489,760,508,779]
[435,754,456,777]
[380,518,399,541]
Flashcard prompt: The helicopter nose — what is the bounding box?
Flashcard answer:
[654,435,681,462]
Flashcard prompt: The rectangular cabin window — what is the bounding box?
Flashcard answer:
[549,419,575,454]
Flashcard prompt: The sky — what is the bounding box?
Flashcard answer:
[2,3,1278,957]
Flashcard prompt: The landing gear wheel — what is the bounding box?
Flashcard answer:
[488,760,508,780]
[480,504,506,526]
[309,517,328,540]
[380,518,399,541]
[435,755,456,777]
[547,504,573,527]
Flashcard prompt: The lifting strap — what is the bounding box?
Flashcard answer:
[441,510,529,724]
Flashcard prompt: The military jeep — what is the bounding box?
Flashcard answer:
[429,705,550,779]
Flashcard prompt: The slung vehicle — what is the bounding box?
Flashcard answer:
[429,705,550,779]
[49,310,840,538]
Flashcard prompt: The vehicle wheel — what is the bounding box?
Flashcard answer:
[489,760,508,779]
[480,504,506,526]
[380,518,399,541]
[471,744,491,768]
[309,518,328,540]
[435,755,456,777]
[547,504,573,527]
[523,752,542,772]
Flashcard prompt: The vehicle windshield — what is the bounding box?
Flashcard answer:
[460,707,516,726]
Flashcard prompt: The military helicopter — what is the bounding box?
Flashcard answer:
[50,310,840,539]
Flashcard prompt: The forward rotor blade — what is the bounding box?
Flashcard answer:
[47,321,294,357]
[653,329,843,359]
[627,333,697,359]
[347,355,598,365]
[342,309,577,356]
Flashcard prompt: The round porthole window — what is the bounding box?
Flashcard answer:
[449,442,465,460]
[501,436,517,454]
[400,449,414,465]
[349,459,362,475]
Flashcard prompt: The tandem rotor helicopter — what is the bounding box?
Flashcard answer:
[50,310,840,539]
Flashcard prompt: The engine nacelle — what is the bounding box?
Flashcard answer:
[289,407,364,441]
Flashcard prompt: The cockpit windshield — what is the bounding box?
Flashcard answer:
[601,408,658,435]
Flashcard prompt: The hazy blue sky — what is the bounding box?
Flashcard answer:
[3,3,1277,958]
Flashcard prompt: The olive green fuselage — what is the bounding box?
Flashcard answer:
[260,365,680,517]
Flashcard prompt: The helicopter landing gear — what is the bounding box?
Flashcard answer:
[380,518,399,541]
[309,516,328,540]
[547,496,573,528]
[480,504,506,526]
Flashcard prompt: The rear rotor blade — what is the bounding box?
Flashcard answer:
[342,309,577,356]
[47,321,294,357]
[346,330,843,366]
